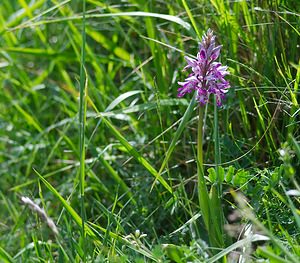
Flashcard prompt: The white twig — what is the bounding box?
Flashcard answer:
[21,196,58,235]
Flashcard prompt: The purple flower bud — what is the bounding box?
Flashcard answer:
[197,88,208,105]
[183,56,197,70]
[177,29,230,106]
[177,79,197,97]
[199,49,207,60]
[211,45,222,60]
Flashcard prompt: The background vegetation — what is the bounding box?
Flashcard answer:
[0,0,299,262]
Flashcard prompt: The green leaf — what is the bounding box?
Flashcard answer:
[207,167,216,182]
[162,244,185,263]
[233,170,250,187]
[217,166,225,182]
[225,166,235,183]
[209,184,224,248]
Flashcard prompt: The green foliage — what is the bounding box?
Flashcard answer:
[0,0,299,262]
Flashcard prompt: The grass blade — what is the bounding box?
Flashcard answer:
[158,92,197,176]
[181,0,200,38]
[33,168,97,240]
[207,235,269,263]
[79,1,87,261]
[0,246,14,263]
[9,11,191,31]
[101,116,173,194]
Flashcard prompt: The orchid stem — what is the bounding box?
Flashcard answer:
[197,106,210,231]
[197,106,204,171]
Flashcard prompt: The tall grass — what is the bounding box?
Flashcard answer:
[0,0,299,262]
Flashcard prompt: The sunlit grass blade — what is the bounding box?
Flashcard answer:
[0,0,45,33]
[158,93,197,176]
[98,155,136,205]
[86,28,131,61]
[0,47,62,56]
[100,98,188,118]
[207,235,269,263]
[35,167,145,257]
[181,0,200,38]
[12,0,71,30]
[88,90,144,143]
[0,246,14,263]
[257,247,293,263]
[34,168,98,240]
[232,191,300,263]
[12,102,42,132]
[101,116,173,194]
[289,135,300,161]
[9,11,192,31]
[79,1,87,261]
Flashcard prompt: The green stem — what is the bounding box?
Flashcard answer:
[214,97,221,190]
[197,106,210,231]
[213,96,225,251]
[79,0,87,261]
[197,107,204,170]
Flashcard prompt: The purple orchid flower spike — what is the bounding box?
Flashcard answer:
[178,29,230,106]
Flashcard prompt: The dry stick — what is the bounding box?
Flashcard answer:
[21,196,58,235]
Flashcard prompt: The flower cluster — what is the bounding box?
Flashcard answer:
[178,29,230,106]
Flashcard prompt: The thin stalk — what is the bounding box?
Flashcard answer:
[197,106,210,231]
[197,107,204,174]
[214,97,221,191]
[79,0,87,261]
[213,96,225,253]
